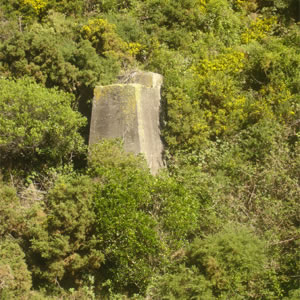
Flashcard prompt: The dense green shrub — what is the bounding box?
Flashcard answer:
[88,140,161,295]
[0,181,23,237]
[28,174,100,291]
[0,77,86,173]
[167,118,299,295]
[151,173,200,248]
[148,225,281,299]
[88,139,149,175]
[0,0,299,298]
[0,238,32,299]
[147,264,214,300]
[28,141,162,296]
[186,225,279,298]
[0,26,111,95]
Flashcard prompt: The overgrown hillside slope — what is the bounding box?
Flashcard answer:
[0,1,299,299]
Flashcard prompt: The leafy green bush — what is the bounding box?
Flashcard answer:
[186,225,277,298]
[151,173,200,248]
[28,174,100,291]
[0,180,23,237]
[147,264,214,300]
[0,0,299,298]
[88,139,149,175]
[148,225,281,299]
[0,77,86,172]
[88,140,161,295]
[28,141,162,296]
[0,238,32,299]
[0,26,109,95]
[167,118,299,295]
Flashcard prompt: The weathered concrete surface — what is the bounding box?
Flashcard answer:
[122,71,163,88]
[89,72,164,174]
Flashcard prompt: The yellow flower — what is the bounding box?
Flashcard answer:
[242,17,277,44]
[23,0,47,13]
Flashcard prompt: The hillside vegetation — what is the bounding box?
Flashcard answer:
[0,0,299,299]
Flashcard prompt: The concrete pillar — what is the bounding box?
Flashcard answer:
[89,71,164,174]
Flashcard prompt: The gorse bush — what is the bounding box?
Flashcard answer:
[28,174,101,291]
[0,238,32,299]
[0,28,111,95]
[147,225,281,299]
[0,181,23,238]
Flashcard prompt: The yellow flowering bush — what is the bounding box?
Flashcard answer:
[258,82,295,123]
[232,0,257,12]
[81,18,133,64]
[188,49,247,136]
[242,16,277,44]
[22,0,47,15]
[192,50,245,75]
[81,19,127,54]
[166,32,298,152]
[165,87,210,150]
[164,48,249,151]
[199,0,207,13]
[81,19,120,51]
[127,42,144,57]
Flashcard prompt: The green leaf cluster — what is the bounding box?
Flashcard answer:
[0,77,86,173]
[148,225,280,299]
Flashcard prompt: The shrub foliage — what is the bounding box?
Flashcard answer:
[0,0,299,298]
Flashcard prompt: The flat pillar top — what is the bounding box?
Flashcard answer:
[118,71,163,88]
